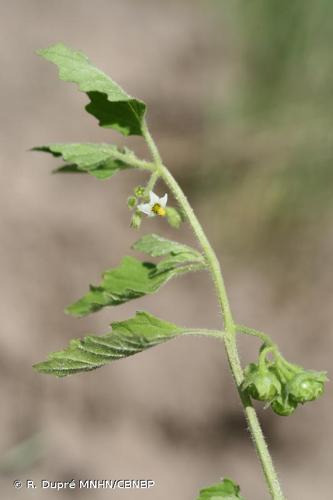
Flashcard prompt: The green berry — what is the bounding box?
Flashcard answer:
[242,363,281,402]
[165,207,183,228]
[287,370,328,404]
[271,395,297,416]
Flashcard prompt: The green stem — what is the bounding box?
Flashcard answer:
[236,324,275,347]
[113,149,154,171]
[259,346,277,371]
[183,329,224,339]
[144,170,160,196]
[142,120,285,500]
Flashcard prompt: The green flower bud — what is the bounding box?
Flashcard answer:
[130,210,142,230]
[165,206,183,228]
[127,196,137,210]
[134,185,146,197]
[271,395,298,416]
[287,370,328,404]
[242,363,281,402]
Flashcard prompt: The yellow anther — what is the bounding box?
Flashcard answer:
[152,203,166,217]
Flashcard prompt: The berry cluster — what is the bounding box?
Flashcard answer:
[241,345,328,416]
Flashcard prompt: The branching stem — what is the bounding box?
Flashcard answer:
[141,119,285,500]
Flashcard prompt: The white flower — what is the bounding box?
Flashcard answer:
[137,191,168,217]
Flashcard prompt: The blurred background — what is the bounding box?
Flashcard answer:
[0,1,332,498]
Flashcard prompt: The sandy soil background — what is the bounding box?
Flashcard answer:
[0,1,332,499]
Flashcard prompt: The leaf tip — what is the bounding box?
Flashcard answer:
[36,42,65,56]
[32,361,53,376]
[35,48,44,57]
[64,305,78,317]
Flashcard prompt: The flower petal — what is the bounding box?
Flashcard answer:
[138,203,153,216]
[159,193,168,208]
[149,191,160,204]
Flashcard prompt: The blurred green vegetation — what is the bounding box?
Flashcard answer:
[182,0,333,277]
[0,434,44,476]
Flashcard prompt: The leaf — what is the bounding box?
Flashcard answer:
[33,311,192,377]
[153,251,204,275]
[53,164,86,174]
[66,255,204,317]
[132,233,206,275]
[132,233,203,258]
[33,144,133,180]
[38,43,146,136]
[197,478,244,500]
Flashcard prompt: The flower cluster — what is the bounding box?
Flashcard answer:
[128,189,183,229]
[241,346,328,416]
[128,189,168,229]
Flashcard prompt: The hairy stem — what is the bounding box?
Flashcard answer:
[111,149,154,171]
[145,170,160,195]
[142,120,285,500]
[183,329,224,339]
[236,324,276,347]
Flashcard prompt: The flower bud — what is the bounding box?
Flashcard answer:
[242,363,281,402]
[127,196,137,210]
[130,211,142,230]
[166,207,183,228]
[287,370,328,404]
[134,185,146,197]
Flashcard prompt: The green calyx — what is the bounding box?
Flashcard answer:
[242,362,281,402]
[130,210,142,229]
[270,395,298,416]
[242,346,328,416]
[134,185,146,197]
[287,370,328,404]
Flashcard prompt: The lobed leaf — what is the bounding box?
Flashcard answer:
[197,478,244,500]
[32,143,134,180]
[38,43,146,136]
[33,311,191,377]
[66,255,205,317]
